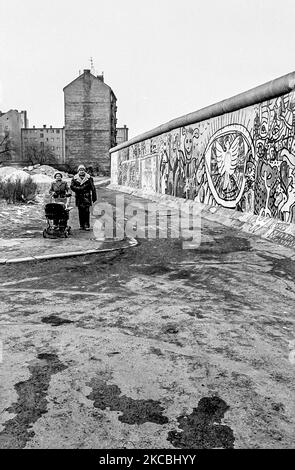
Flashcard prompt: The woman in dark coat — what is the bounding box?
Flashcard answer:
[70,165,97,230]
[49,172,71,226]
[49,172,71,201]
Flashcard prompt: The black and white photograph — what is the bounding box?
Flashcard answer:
[0,0,295,459]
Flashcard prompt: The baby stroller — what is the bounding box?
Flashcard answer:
[43,197,72,238]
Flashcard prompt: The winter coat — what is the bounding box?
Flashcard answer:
[49,180,70,199]
[70,173,97,207]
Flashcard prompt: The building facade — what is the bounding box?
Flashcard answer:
[116,125,129,145]
[64,69,117,174]
[0,109,28,163]
[21,125,65,163]
[1,70,128,171]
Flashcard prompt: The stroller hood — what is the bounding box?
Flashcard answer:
[45,202,68,218]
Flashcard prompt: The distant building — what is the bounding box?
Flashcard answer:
[21,125,65,163]
[0,109,28,163]
[1,68,128,170]
[63,69,117,174]
[116,125,129,145]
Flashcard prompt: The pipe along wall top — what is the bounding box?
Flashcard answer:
[110,71,295,154]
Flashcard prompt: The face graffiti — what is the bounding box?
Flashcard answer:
[182,127,199,159]
[114,90,295,223]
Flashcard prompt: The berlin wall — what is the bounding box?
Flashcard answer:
[110,72,295,224]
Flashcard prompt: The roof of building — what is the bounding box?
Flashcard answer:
[0,109,23,117]
[63,70,117,99]
[22,126,64,130]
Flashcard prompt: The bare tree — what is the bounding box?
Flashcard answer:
[0,131,13,159]
[24,142,58,166]
[0,130,22,164]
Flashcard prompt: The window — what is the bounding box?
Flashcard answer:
[40,133,44,138]
[51,146,55,150]
[51,138,54,141]
[56,129,60,134]
[46,138,48,141]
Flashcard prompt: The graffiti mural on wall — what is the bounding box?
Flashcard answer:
[158,127,204,200]
[118,159,141,188]
[204,124,254,208]
[114,90,295,223]
[251,93,295,222]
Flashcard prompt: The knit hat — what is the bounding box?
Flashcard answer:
[78,165,86,171]
[54,172,63,178]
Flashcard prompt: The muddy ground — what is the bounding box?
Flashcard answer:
[0,187,295,449]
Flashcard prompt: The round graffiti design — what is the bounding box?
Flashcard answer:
[204,124,254,208]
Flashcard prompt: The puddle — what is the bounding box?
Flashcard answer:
[41,315,74,326]
[137,265,172,276]
[169,270,192,280]
[0,353,67,448]
[87,378,169,425]
[259,254,295,282]
[186,311,205,318]
[149,347,164,356]
[197,236,251,254]
[162,325,179,335]
[167,396,235,448]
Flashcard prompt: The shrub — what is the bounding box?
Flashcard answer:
[0,177,38,203]
[57,162,102,176]
[55,162,109,177]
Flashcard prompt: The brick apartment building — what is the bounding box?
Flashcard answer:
[21,125,65,163]
[64,69,118,174]
[0,110,28,163]
[0,69,128,172]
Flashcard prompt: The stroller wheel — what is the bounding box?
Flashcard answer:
[43,229,48,238]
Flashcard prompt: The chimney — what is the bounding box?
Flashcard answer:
[50,125,52,129]
[21,110,28,128]
[43,125,46,128]
[84,69,90,74]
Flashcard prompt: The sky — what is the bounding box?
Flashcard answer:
[1,0,295,138]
